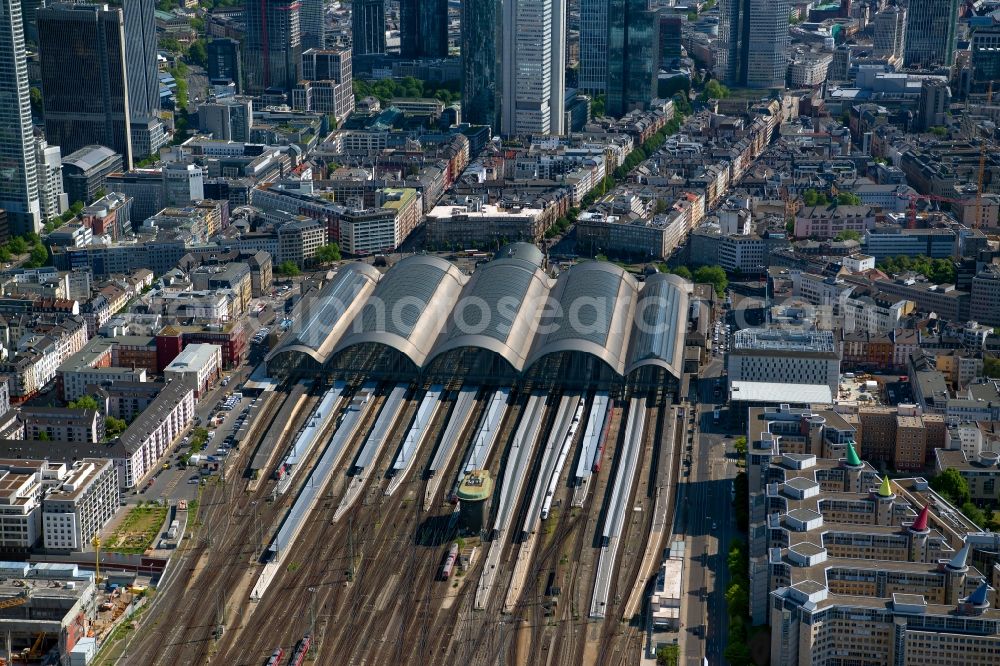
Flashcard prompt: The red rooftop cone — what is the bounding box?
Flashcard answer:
[911,504,930,532]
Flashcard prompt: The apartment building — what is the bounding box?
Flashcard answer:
[116,381,195,487]
[21,407,104,444]
[163,344,221,398]
[0,461,45,550]
[41,459,119,552]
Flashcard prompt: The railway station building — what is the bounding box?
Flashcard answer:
[267,244,691,395]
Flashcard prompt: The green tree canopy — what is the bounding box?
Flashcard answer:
[314,243,342,264]
[670,265,693,280]
[837,192,862,206]
[834,229,861,242]
[693,265,728,296]
[802,188,830,207]
[930,468,971,507]
[276,261,300,277]
[105,416,127,438]
[68,395,100,411]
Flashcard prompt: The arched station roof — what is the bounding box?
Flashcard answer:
[331,255,467,368]
[625,273,690,377]
[424,252,551,373]
[526,261,638,376]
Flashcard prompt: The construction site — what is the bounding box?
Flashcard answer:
[124,246,691,665]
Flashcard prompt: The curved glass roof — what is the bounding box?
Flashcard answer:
[425,255,551,372]
[625,273,690,377]
[526,262,638,375]
[267,262,380,364]
[332,255,466,367]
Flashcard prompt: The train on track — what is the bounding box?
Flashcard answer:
[287,633,311,666]
[265,647,283,666]
[439,542,459,580]
[541,401,584,520]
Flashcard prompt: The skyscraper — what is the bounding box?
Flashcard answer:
[501,0,566,135]
[300,0,325,50]
[579,0,609,93]
[903,0,959,68]
[122,0,158,121]
[461,0,501,128]
[606,0,659,117]
[0,0,41,235]
[34,137,68,221]
[352,0,385,56]
[400,0,448,59]
[208,38,242,91]
[873,6,906,63]
[244,0,303,95]
[37,3,133,169]
[717,0,790,89]
[971,22,1000,93]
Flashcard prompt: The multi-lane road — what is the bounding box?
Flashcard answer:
[675,354,742,666]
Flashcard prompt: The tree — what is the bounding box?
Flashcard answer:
[591,94,606,118]
[985,356,1000,379]
[276,261,300,277]
[7,237,27,255]
[105,416,127,438]
[834,229,861,242]
[726,582,749,617]
[837,192,862,206]
[701,79,730,101]
[314,243,342,264]
[930,468,971,507]
[655,645,679,666]
[670,265,693,280]
[26,244,48,268]
[802,188,830,207]
[733,435,747,456]
[29,87,43,118]
[929,126,948,137]
[67,395,100,411]
[724,641,753,666]
[38,431,50,441]
[693,265,728,297]
[187,39,207,68]
[961,501,987,527]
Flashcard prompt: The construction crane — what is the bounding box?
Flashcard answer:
[0,592,28,612]
[896,192,976,229]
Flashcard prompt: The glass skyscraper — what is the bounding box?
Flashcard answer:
[461,0,501,128]
[37,3,134,168]
[606,0,659,117]
[244,0,302,95]
[0,0,40,235]
[717,0,790,89]
[903,0,959,68]
[352,0,385,56]
[300,0,325,50]
[579,0,609,93]
[400,0,448,59]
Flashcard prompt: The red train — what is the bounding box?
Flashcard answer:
[592,404,614,473]
[287,633,311,666]
[265,648,284,666]
[439,543,459,580]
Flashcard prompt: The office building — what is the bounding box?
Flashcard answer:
[243,0,302,95]
[501,0,566,135]
[746,405,1000,665]
[728,328,840,394]
[21,407,103,444]
[461,0,502,128]
[198,97,253,142]
[971,22,1000,93]
[296,47,355,121]
[352,0,385,55]
[207,38,242,91]
[400,0,448,58]
[42,459,119,552]
[37,3,133,168]
[121,0,159,122]
[717,0,791,89]
[917,78,951,130]
[970,264,1000,327]
[903,0,959,68]
[34,138,68,221]
[606,0,659,117]
[659,13,683,66]
[0,0,41,236]
[163,343,222,398]
[873,6,906,63]
[579,0,608,93]
[299,0,324,49]
[163,163,204,208]
[61,146,123,208]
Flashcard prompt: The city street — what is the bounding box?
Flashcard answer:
[677,355,741,665]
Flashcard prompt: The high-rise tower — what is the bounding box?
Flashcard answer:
[351,0,385,56]
[37,3,133,168]
[461,0,502,128]
[501,0,566,135]
[0,0,41,234]
[606,0,659,116]
[579,0,609,93]
[903,0,959,68]
[717,0,790,89]
[400,0,448,58]
[244,0,303,95]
